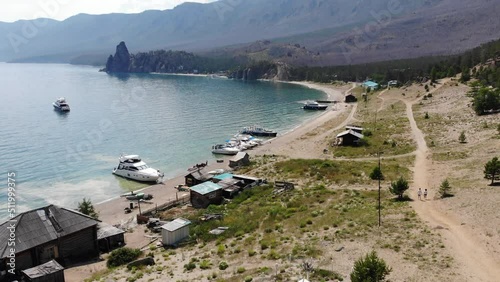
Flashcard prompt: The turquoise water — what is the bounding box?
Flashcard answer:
[0,63,324,219]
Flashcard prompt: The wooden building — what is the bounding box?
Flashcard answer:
[345,94,357,103]
[22,260,65,282]
[336,130,364,146]
[0,205,99,276]
[345,125,364,134]
[190,182,223,208]
[161,218,191,246]
[185,168,213,187]
[229,152,250,168]
[97,223,125,253]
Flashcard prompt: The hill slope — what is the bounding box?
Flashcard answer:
[0,0,442,62]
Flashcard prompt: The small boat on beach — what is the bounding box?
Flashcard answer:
[112,155,164,183]
[53,97,70,112]
[211,144,240,155]
[240,126,277,137]
[303,101,328,110]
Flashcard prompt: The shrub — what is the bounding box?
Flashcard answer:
[184,262,196,271]
[237,267,246,274]
[438,179,452,198]
[200,260,212,270]
[107,248,142,268]
[244,276,253,282]
[369,166,384,180]
[219,261,229,270]
[389,177,409,200]
[350,251,391,282]
[424,112,429,119]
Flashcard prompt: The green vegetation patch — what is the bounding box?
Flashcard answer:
[273,158,411,185]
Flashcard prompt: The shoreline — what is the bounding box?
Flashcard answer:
[95,80,349,225]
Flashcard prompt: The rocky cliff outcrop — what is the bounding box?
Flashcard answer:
[104,42,130,73]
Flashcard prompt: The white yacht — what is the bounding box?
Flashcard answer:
[211,144,240,155]
[53,97,70,111]
[112,155,164,183]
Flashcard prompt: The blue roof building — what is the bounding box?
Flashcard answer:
[363,81,379,90]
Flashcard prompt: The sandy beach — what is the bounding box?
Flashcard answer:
[96,81,350,226]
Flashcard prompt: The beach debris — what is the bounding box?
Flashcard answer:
[273,181,295,195]
[209,226,229,235]
[200,213,223,221]
[335,246,344,252]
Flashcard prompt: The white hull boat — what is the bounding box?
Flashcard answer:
[53,97,70,112]
[112,155,164,183]
[212,144,240,155]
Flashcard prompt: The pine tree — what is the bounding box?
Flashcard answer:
[350,251,391,282]
[389,177,409,200]
[438,179,452,198]
[77,198,99,219]
[458,131,466,143]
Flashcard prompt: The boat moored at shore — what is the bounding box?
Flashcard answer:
[112,155,164,183]
[303,101,328,110]
[240,125,277,137]
[211,144,240,155]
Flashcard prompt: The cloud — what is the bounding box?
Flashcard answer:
[0,0,217,23]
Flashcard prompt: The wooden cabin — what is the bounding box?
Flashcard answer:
[190,182,223,208]
[0,205,99,276]
[185,168,213,187]
[345,94,357,103]
[97,223,125,253]
[229,152,250,168]
[336,130,364,146]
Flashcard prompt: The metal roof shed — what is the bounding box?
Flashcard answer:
[190,182,223,208]
[22,260,65,282]
[161,218,191,246]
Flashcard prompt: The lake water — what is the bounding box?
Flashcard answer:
[0,63,325,219]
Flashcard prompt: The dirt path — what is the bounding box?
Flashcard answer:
[404,81,500,281]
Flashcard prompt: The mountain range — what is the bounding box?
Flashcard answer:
[0,0,499,66]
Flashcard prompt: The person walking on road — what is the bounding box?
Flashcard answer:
[417,188,422,200]
[424,189,428,200]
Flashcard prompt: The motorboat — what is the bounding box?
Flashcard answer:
[53,97,70,112]
[240,126,277,137]
[303,101,328,110]
[211,144,240,155]
[112,155,164,183]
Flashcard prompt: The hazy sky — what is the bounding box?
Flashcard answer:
[0,0,216,22]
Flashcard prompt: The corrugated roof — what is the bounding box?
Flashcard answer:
[0,205,99,258]
[363,81,379,87]
[213,173,233,181]
[231,152,248,161]
[162,218,191,232]
[97,222,125,240]
[336,130,364,139]
[346,125,364,131]
[186,168,213,181]
[22,260,64,278]
[190,182,222,195]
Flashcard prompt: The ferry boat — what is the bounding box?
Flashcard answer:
[303,101,328,110]
[112,155,164,183]
[53,97,70,112]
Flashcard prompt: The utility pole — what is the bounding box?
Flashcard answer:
[378,152,381,227]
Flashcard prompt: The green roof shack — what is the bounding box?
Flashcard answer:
[190,182,223,208]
